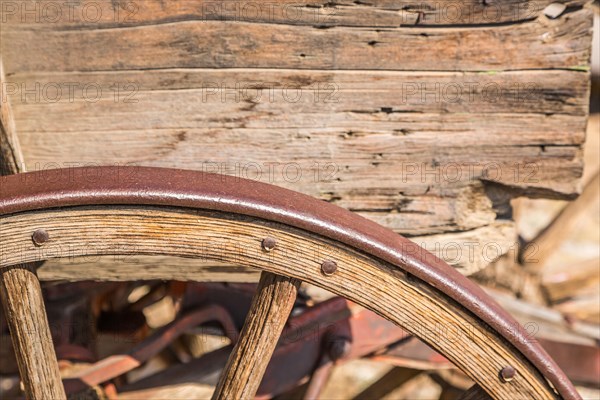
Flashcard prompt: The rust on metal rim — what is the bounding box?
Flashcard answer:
[0,166,580,400]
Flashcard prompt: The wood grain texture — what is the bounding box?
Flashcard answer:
[0,0,589,29]
[34,220,515,279]
[0,60,24,175]
[2,68,589,252]
[6,68,588,200]
[0,57,66,400]
[5,68,591,117]
[0,206,562,399]
[37,256,261,282]
[213,272,300,400]
[0,1,594,274]
[1,8,593,72]
[0,265,66,400]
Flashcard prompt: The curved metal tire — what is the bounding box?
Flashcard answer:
[0,167,580,400]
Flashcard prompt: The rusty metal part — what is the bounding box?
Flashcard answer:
[31,229,49,246]
[55,344,96,364]
[537,338,600,386]
[116,297,393,399]
[63,304,238,394]
[253,297,415,397]
[118,292,600,397]
[320,260,338,276]
[0,166,580,400]
[257,298,356,398]
[168,281,188,315]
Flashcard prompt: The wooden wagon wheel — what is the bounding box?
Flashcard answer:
[0,166,581,400]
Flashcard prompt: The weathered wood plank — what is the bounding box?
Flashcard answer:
[415,220,517,275]
[553,290,600,324]
[0,1,593,277]
[0,0,589,29]
[12,124,585,198]
[37,257,261,282]
[6,69,590,116]
[5,68,588,204]
[0,61,24,174]
[1,8,593,72]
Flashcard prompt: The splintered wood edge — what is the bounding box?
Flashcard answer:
[0,206,558,399]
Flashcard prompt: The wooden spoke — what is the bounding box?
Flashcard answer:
[212,272,300,400]
[0,264,66,399]
[458,385,494,400]
[0,58,66,400]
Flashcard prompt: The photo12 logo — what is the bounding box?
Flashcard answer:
[402,2,540,24]
[1,1,139,24]
[200,2,337,23]
[200,81,339,104]
[1,81,139,104]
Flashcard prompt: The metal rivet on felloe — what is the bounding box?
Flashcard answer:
[32,229,49,246]
[321,260,338,276]
[500,366,516,382]
[261,237,277,252]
